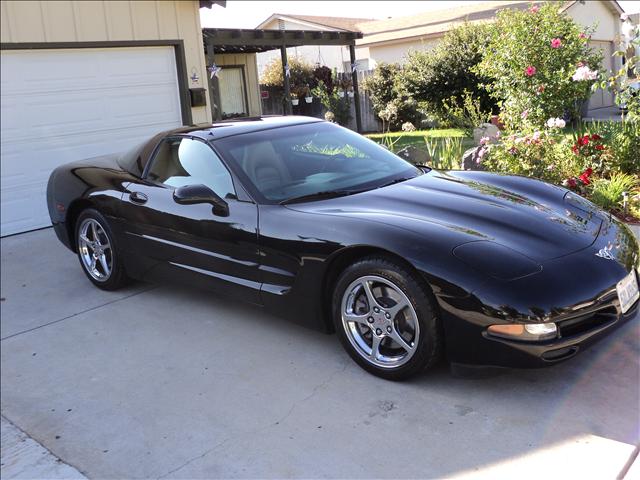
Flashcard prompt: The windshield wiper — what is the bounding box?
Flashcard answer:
[377,176,416,189]
[280,189,359,205]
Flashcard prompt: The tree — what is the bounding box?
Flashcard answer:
[400,22,496,121]
[260,57,315,92]
[362,63,420,129]
[475,2,601,130]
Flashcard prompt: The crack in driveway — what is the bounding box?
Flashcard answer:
[0,286,157,341]
[155,360,349,479]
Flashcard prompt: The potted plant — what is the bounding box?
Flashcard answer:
[339,77,353,98]
[290,85,301,105]
[300,85,313,103]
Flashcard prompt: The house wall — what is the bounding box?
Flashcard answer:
[565,0,621,108]
[362,37,441,66]
[214,53,262,115]
[565,0,619,42]
[0,0,212,124]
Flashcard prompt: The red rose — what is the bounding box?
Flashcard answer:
[591,134,602,141]
[579,135,590,146]
[572,145,580,154]
[595,144,604,151]
[578,168,593,185]
[566,178,577,188]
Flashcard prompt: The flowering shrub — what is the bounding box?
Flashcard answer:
[572,65,598,81]
[475,2,601,130]
[481,129,573,184]
[361,63,420,130]
[401,122,416,132]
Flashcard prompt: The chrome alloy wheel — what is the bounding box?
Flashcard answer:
[78,218,113,282]
[341,275,420,369]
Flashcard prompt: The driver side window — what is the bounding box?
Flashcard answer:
[147,137,236,198]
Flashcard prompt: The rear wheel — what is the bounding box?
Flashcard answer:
[75,209,128,290]
[332,257,441,380]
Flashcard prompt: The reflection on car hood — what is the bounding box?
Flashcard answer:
[287,170,604,262]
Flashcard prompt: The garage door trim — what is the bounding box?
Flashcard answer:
[1,40,192,125]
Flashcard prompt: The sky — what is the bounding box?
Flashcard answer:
[200,0,640,29]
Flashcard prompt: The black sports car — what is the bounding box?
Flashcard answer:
[47,116,639,379]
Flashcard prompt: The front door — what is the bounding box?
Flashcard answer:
[119,136,261,303]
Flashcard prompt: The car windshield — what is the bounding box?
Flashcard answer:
[214,122,421,204]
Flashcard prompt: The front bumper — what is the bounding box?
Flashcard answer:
[443,293,638,368]
[440,218,639,368]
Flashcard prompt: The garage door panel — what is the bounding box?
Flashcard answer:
[2,122,182,186]
[107,85,182,124]
[1,183,49,236]
[1,46,184,236]
[1,48,180,95]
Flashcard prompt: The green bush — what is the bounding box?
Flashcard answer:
[399,22,496,123]
[260,57,315,92]
[439,90,492,134]
[361,63,420,130]
[311,81,351,126]
[589,172,639,212]
[475,2,601,130]
[482,130,575,184]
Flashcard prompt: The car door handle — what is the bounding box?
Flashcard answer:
[129,191,148,204]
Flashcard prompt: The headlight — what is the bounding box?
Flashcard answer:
[453,240,542,281]
[488,322,557,341]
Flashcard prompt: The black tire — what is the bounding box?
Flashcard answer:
[75,208,129,291]
[332,256,441,380]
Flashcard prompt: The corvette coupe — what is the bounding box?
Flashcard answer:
[47,116,639,379]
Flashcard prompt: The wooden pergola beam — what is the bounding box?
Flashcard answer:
[202,28,365,129]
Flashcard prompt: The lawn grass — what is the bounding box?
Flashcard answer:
[366,128,474,153]
[366,128,468,139]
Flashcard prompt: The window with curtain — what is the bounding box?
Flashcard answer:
[217,66,248,119]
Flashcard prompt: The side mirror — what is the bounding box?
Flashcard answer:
[173,184,229,217]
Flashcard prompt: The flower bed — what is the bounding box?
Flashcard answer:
[478,120,640,223]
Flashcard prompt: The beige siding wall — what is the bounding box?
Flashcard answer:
[364,37,440,66]
[215,53,262,116]
[1,0,212,124]
[565,1,619,42]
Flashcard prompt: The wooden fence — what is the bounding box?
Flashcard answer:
[259,70,381,133]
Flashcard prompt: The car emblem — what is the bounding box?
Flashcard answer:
[595,246,616,260]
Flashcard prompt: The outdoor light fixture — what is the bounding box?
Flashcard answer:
[488,322,557,341]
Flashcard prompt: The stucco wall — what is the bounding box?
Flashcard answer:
[565,0,619,42]
[215,53,262,116]
[363,37,440,66]
[0,0,211,124]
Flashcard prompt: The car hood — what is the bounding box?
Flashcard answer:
[286,170,604,262]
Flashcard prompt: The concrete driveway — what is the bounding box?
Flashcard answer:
[1,228,638,479]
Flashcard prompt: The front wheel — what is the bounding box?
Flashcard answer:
[75,209,129,290]
[332,257,441,380]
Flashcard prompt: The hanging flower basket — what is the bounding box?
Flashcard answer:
[305,96,313,103]
[291,98,300,106]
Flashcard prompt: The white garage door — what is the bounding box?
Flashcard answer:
[0,46,184,236]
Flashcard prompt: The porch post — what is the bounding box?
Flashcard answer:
[205,38,223,121]
[280,45,292,115]
[349,44,362,133]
